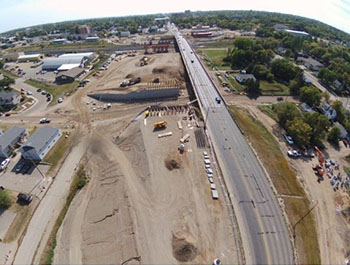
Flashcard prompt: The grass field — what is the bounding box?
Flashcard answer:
[7,40,115,53]
[228,75,246,92]
[43,133,73,174]
[229,106,320,265]
[201,40,234,48]
[257,104,279,121]
[24,79,77,105]
[0,69,19,79]
[260,80,290,96]
[200,49,231,70]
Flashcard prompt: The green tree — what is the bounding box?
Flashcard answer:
[304,112,330,142]
[300,86,322,107]
[323,91,331,103]
[245,79,260,95]
[286,117,312,146]
[318,68,337,86]
[234,37,255,50]
[328,126,341,144]
[0,190,12,209]
[273,102,301,127]
[271,59,297,82]
[0,76,15,88]
[331,100,346,124]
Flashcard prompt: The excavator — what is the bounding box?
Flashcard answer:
[313,146,325,180]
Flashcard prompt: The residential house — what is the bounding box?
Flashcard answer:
[296,57,324,72]
[20,126,61,161]
[334,122,348,139]
[300,103,315,113]
[0,90,22,107]
[0,126,26,159]
[235,74,256,84]
[319,102,337,120]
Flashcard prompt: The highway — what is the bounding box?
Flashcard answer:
[171,25,294,264]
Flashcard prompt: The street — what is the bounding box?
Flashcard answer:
[172,25,294,264]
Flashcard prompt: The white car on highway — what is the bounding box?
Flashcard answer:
[0,158,10,171]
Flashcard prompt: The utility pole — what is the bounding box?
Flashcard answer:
[292,200,318,239]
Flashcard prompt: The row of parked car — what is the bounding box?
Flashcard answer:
[203,151,219,200]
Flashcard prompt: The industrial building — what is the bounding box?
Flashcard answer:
[55,67,85,84]
[17,54,41,62]
[0,126,26,159]
[52,38,67,44]
[77,25,91,34]
[85,36,99,42]
[20,126,61,161]
[120,31,130,37]
[284,29,309,38]
[42,52,94,71]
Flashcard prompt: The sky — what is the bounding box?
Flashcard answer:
[0,0,350,34]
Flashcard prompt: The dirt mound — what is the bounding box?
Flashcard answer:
[125,73,135,78]
[172,231,198,262]
[152,67,167,74]
[336,194,350,224]
[165,158,181,170]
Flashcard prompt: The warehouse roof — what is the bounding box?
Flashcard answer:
[22,127,59,154]
[57,63,80,71]
[42,52,95,70]
[0,126,26,150]
[59,52,93,58]
[18,54,41,60]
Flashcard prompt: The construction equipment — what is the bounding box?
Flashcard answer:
[313,146,325,179]
[179,143,185,153]
[153,120,167,129]
[314,146,324,166]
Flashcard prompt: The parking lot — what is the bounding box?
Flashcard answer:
[5,61,56,83]
[0,154,51,199]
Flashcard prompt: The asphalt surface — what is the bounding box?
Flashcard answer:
[171,25,294,264]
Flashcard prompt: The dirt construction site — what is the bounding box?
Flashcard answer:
[50,50,239,264]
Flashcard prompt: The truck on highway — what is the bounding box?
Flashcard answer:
[153,120,167,129]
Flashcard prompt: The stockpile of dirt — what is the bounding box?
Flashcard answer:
[172,231,198,262]
[125,73,135,78]
[152,67,167,74]
[165,159,181,170]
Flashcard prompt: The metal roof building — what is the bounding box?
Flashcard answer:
[42,52,94,71]
[0,126,26,159]
[20,126,61,161]
[55,67,85,84]
[18,54,41,62]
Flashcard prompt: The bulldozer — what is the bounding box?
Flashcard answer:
[153,120,167,129]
